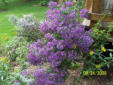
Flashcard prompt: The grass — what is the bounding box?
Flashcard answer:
[0,0,48,44]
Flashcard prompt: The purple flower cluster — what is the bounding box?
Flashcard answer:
[77,34,94,53]
[48,1,59,9]
[28,38,66,68]
[27,1,93,85]
[80,8,89,19]
[65,1,73,7]
[34,69,53,85]
[33,68,66,85]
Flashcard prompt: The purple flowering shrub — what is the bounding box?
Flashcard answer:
[27,1,93,85]
[32,68,66,85]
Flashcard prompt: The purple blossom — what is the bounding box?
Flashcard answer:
[48,1,58,9]
[34,69,51,85]
[65,1,72,7]
[73,51,77,61]
[77,35,94,53]
[57,40,64,50]
[38,48,45,54]
[68,51,73,59]
[45,33,54,41]
[85,29,93,35]
[36,39,43,47]
[52,38,57,45]
[34,68,65,85]
[27,53,40,65]
[68,51,77,61]
[80,8,89,19]
[40,20,49,32]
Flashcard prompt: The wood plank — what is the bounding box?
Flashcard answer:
[108,39,113,42]
[92,0,103,13]
[90,0,103,27]
[85,0,92,10]
[89,13,113,22]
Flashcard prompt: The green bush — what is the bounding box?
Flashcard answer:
[9,14,43,41]
[39,0,49,6]
[0,56,32,85]
[0,0,8,5]
[5,36,31,62]
[83,21,113,74]
[0,0,8,10]
[0,57,11,85]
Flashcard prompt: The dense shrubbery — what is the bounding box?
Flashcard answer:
[0,57,11,85]
[0,10,44,85]
[27,1,94,85]
[0,0,8,5]
[0,56,32,85]
[83,21,113,72]
[9,14,43,41]
[5,36,30,61]
[39,0,49,6]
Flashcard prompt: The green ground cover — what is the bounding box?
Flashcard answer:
[0,0,48,43]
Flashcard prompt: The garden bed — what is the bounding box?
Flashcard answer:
[0,0,113,85]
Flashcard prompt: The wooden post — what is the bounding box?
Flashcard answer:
[85,0,113,42]
[85,0,92,10]
[92,0,103,13]
[90,0,103,27]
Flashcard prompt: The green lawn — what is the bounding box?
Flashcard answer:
[0,0,48,39]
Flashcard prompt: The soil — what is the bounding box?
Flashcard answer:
[64,66,113,85]
[0,9,7,13]
[33,4,41,7]
[26,63,51,77]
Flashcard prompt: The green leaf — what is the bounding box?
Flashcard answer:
[73,78,76,85]
[107,64,110,68]
[110,53,113,57]
[108,49,113,52]
[104,57,111,60]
